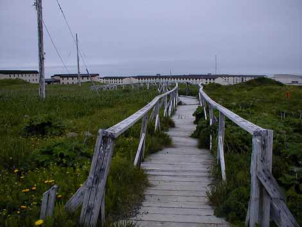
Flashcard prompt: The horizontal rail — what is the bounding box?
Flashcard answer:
[65,82,178,227]
[105,85,178,138]
[199,85,264,135]
[198,83,298,227]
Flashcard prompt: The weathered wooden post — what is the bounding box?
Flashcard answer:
[168,94,173,116]
[163,95,168,117]
[203,98,207,120]
[40,185,59,220]
[155,102,161,132]
[248,133,262,227]
[173,91,177,109]
[65,181,87,213]
[209,105,214,150]
[217,112,226,181]
[80,130,114,227]
[260,130,273,227]
[140,114,148,161]
[199,92,202,106]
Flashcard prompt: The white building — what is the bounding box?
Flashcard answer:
[0,70,39,83]
[273,74,302,86]
[51,73,99,85]
[100,74,264,85]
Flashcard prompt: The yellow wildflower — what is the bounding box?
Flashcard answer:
[20,176,24,179]
[44,180,49,183]
[17,211,20,214]
[22,189,30,193]
[35,220,44,226]
[21,206,26,209]
[57,195,62,198]
[31,186,36,190]
[14,169,19,173]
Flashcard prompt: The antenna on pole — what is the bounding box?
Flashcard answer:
[215,55,218,75]
[76,33,81,86]
[36,0,46,98]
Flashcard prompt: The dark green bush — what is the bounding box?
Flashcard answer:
[22,115,65,137]
[32,139,92,167]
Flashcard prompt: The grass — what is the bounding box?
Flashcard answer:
[0,79,174,226]
[192,78,302,226]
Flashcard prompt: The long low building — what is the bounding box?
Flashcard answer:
[0,70,39,83]
[51,73,99,85]
[100,74,265,85]
[273,74,302,86]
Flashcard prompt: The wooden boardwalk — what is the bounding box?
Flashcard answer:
[131,96,229,227]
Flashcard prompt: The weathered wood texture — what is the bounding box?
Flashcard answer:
[70,83,178,227]
[198,84,298,227]
[65,181,87,213]
[131,96,230,227]
[80,131,114,226]
[40,185,59,220]
[217,112,226,181]
[105,84,178,138]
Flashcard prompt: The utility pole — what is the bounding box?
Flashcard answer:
[215,55,218,75]
[76,33,81,86]
[36,0,46,98]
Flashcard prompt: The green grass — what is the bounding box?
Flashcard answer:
[192,78,302,226]
[0,79,174,226]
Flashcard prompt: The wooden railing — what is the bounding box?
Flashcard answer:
[198,84,299,227]
[91,82,171,94]
[39,83,178,226]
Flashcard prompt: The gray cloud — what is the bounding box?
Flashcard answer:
[0,0,301,77]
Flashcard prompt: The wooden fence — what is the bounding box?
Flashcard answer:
[198,84,299,227]
[91,82,171,94]
[40,82,178,226]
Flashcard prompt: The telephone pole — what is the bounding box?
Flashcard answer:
[76,34,81,86]
[36,0,46,98]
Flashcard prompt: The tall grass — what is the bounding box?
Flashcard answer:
[0,80,173,226]
[192,78,302,226]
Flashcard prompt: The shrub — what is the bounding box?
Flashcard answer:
[32,139,92,167]
[22,115,65,137]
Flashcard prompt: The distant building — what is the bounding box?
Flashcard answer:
[273,74,302,86]
[100,74,265,85]
[51,73,99,85]
[0,70,39,83]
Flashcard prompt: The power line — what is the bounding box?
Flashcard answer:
[43,20,70,74]
[55,0,90,72]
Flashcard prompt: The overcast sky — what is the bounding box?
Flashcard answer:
[0,0,301,77]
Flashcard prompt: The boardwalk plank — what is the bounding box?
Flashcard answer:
[130,96,229,227]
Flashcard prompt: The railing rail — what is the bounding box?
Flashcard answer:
[198,84,299,227]
[61,82,179,226]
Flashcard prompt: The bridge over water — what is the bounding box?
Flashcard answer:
[40,83,299,227]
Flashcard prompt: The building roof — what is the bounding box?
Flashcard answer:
[135,75,219,79]
[0,70,38,74]
[100,76,124,79]
[100,74,265,80]
[52,73,99,78]
[274,74,302,79]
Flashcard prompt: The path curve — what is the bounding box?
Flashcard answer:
[131,96,229,227]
